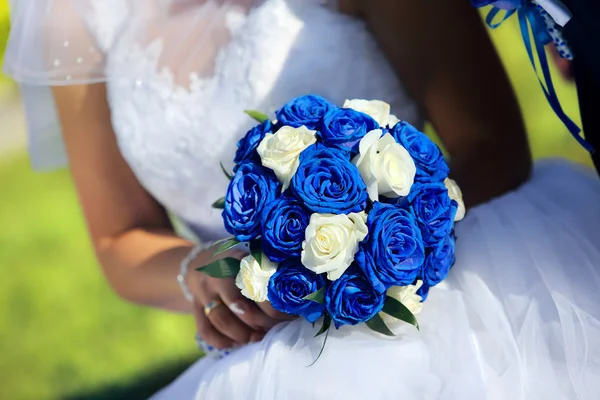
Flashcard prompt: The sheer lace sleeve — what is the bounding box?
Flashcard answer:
[3,0,127,169]
[2,0,265,170]
[4,0,122,85]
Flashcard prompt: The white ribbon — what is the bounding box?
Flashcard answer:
[535,0,572,26]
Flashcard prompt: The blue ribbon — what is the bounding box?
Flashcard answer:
[486,3,594,153]
[486,7,517,28]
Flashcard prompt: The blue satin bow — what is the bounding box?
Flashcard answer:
[486,1,594,153]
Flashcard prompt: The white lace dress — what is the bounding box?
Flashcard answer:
[4,1,600,399]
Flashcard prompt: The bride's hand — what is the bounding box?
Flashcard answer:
[190,249,293,349]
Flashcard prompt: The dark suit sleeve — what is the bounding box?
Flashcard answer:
[560,0,600,170]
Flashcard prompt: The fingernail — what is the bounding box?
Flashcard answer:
[230,302,246,316]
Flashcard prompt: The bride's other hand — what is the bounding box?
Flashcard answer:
[354,0,532,207]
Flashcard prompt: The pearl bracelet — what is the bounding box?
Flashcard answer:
[177,244,206,303]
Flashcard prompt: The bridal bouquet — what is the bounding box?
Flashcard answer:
[201,95,465,346]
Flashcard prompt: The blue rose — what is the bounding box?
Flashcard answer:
[422,235,456,287]
[390,121,449,183]
[261,196,310,262]
[410,183,457,246]
[233,120,273,168]
[318,108,378,152]
[291,145,368,214]
[356,202,425,293]
[276,95,335,130]
[417,281,430,302]
[325,266,385,328]
[222,162,280,242]
[268,259,326,323]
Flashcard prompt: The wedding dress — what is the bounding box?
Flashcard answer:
[4,1,600,398]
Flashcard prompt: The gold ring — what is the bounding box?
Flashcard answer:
[204,299,223,317]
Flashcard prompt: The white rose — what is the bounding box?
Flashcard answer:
[235,254,277,303]
[352,129,416,202]
[343,99,391,127]
[257,125,317,191]
[387,114,400,128]
[301,212,368,281]
[444,178,466,222]
[382,281,424,326]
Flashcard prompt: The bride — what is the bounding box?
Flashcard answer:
[5,0,600,398]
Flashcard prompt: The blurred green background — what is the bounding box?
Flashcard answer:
[0,1,593,399]
[0,2,199,400]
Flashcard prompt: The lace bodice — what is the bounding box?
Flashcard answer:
[104,0,421,241]
[8,0,422,242]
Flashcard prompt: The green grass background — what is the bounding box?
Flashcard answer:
[0,2,593,399]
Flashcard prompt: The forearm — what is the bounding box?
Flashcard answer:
[360,0,532,206]
[51,84,222,312]
[448,137,531,208]
[424,66,532,207]
[95,227,213,312]
[422,29,532,207]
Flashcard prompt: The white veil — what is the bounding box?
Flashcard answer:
[2,0,292,169]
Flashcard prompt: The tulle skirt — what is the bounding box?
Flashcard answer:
[152,160,600,400]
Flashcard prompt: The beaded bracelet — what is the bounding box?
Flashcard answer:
[177,244,206,303]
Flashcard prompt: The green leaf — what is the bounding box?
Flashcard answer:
[314,314,331,338]
[220,162,233,181]
[308,320,331,367]
[212,197,225,209]
[196,258,241,278]
[249,239,262,267]
[212,237,241,257]
[382,296,420,331]
[244,110,269,123]
[304,287,326,305]
[211,236,233,247]
[365,314,395,337]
